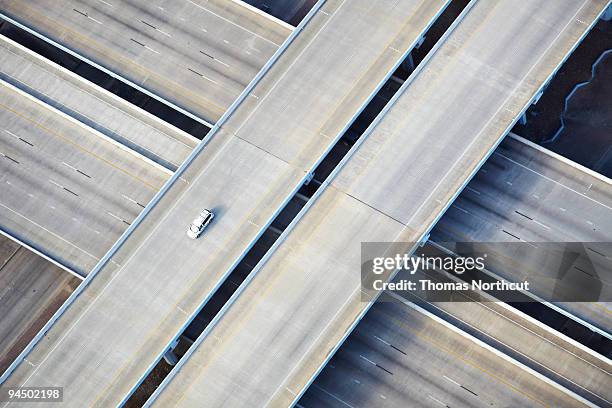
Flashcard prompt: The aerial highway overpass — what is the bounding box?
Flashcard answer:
[0,79,168,276]
[299,294,600,408]
[146,0,610,406]
[0,0,290,125]
[433,134,612,337]
[0,0,452,405]
[301,134,612,407]
[0,34,198,171]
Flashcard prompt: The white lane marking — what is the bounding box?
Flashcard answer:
[186,0,281,46]
[48,179,64,189]
[497,152,612,211]
[532,219,551,230]
[312,384,356,408]
[453,204,471,215]
[359,355,376,366]
[373,335,390,346]
[97,0,113,6]
[121,194,142,206]
[62,161,78,172]
[0,202,98,260]
[443,375,461,387]
[466,186,480,195]
[106,211,127,223]
[145,45,161,54]
[4,129,19,139]
[428,395,448,407]
[214,58,230,68]
[89,16,103,24]
[156,28,172,38]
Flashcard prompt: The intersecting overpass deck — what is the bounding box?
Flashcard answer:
[0,0,290,125]
[300,134,612,407]
[0,0,451,405]
[147,1,610,406]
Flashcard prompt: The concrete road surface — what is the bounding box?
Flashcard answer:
[1,0,450,406]
[390,263,612,407]
[0,0,291,125]
[0,34,198,170]
[299,297,591,408]
[0,235,79,374]
[0,81,168,275]
[148,1,610,406]
[433,134,612,335]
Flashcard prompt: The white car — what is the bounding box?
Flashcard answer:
[187,209,214,239]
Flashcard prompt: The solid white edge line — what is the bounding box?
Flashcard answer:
[290,1,611,407]
[142,0,458,405]
[428,241,612,365]
[0,34,200,148]
[0,13,216,129]
[509,133,612,186]
[0,228,84,280]
[388,292,599,408]
[0,0,323,389]
[231,0,295,31]
[0,78,173,177]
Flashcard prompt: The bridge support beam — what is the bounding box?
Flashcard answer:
[402,53,416,72]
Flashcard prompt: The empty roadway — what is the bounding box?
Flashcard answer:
[389,262,612,406]
[1,0,451,405]
[0,34,198,171]
[433,134,612,336]
[299,295,592,408]
[0,235,79,374]
[0,81,168,275]
[0,0,291,125]
[147,1,610,406]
